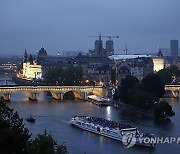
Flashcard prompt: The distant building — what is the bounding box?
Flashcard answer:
[105,40,114,56]
[22,50,42,80]
[65,51,79,57]
[109,54,153,85]
[116,62,131,85]
[170,40,178,57]
[152,49,164,72]
[38,47,47,58]
[89,65,111,86]
[88,35,115,57]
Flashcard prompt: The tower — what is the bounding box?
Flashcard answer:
[105,40,114,56]
[94,35,103,56]
[170,40,178,57]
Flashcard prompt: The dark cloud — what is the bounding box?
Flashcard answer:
[0,0,180,55]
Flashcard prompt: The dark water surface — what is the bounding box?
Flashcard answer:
[1,77,180,154]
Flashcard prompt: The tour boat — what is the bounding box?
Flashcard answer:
[70,116,155,148]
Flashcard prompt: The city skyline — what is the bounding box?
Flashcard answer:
[0,0,180,55]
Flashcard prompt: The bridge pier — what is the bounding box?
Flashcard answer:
[51,92,64,100]
[27,92,39,101]
[82,92,87,100]
[172,90,179,98]
[2,93,11,101]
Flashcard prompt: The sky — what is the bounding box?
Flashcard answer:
[0,0,180,55]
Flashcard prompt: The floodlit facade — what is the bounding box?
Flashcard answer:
[152,50,164,72]
[152,58,164,72]
[23,62,42,79]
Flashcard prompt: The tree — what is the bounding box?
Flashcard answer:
[0,97,68,154]
[0,97,30,153]
[46,67,64,85]
[154,101,175,121]
[130,89,156,110]
[26,131,68,154]
[157,68,172,84]
[45,66,83,86]
[170,65,180,77]
[119,75,139,103]
[142,73,165,100]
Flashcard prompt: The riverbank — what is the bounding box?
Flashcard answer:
[112,101,154,119]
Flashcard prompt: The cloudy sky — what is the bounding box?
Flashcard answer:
[0,0,180,55]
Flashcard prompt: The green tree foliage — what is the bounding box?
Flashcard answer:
[0,97,68,154]
[26,131,68,154]
[130,89,156,110]
[157,68,172,84]
[154,101,175,121]
[118,75,139,103]
[0,97,30,154]
[170,65,180,77]
[46,66,83,86]
[142,73,165,99]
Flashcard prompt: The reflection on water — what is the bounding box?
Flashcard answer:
[1,77,180,154]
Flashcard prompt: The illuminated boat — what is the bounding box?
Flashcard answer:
[70,116,155,148]
[87,95,111,106]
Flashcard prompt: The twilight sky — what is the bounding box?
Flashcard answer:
[0,0,180,55]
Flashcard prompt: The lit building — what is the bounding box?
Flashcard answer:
[22,50,42,80]
[23,62,42,79]
[152,49,164,72]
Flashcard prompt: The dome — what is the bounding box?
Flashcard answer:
[38,47,47,57]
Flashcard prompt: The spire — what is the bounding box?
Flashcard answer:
[23,49,28,63]
[99,33,102,41]
[158,49,163,57]
[28,54,33,64]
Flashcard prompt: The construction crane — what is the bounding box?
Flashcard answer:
[89,34,119,40]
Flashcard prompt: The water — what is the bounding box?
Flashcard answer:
[1,77,180,154]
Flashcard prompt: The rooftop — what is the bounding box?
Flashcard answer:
[108,54,152,60]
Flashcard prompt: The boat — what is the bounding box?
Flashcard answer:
[26,116,35,123]
[70,116,155,148]
[87,95,111,106]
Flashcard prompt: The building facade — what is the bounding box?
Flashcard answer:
[170,40,178,57]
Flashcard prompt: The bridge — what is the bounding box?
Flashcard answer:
[165,84,180,98]
[0,85,107,101]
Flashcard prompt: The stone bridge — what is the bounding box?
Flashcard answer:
[165,84,180,98]
[0,85,107,101]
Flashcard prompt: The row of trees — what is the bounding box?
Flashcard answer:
[113,73,175,120]
[0,97,68,154]
[157,65,180,84]
[45,65,83,86]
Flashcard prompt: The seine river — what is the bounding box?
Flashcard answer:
[1,77,180,154]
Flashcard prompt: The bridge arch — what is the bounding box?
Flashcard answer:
[63,90,83,100]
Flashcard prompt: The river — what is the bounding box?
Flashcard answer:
[1,77,180,154]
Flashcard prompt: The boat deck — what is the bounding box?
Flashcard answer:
[74,116,132,130]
